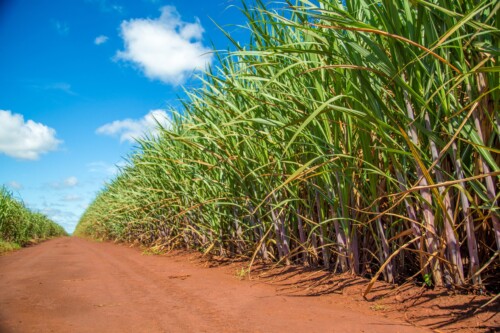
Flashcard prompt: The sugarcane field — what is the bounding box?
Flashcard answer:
[0,0,498,332]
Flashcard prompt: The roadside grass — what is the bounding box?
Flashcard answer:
[0,240,20,254]
[142,245,166,256]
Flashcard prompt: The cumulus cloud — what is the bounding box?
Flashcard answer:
[0,110,62,160]
[6,181,23,190]
[64,176,78,187]
[115,6,213,85]
[49,176,79,190]
[38,207,78,233]
[94,35,109,45]
[96,109,171,143]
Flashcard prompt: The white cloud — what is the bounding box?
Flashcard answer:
[111,4,124,13]
[87,161,125,176]
[0,110,62,160]
[38,207,78,233]
[48,176,79,190]
[115,6,213,85]
[6,181,23,190]
[51,20,70,36]
[94,35,109,45]
[96,109,171,143]
[62,194,82,202]
[86,0,124,14]
[64,176,78,187]
[45,82,76,95]
[27,81,77,96]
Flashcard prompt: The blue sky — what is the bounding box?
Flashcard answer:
[0,0,249,233]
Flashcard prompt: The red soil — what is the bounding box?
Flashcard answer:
[0,237,497,332]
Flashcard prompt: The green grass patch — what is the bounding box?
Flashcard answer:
[0,239,21,254]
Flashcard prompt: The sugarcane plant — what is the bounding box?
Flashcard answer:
[0,187,67,250]
[76,0,499,292]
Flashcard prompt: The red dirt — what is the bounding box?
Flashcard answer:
[0,237,496,333]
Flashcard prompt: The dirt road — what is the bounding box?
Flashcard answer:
[0,237,428,333]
